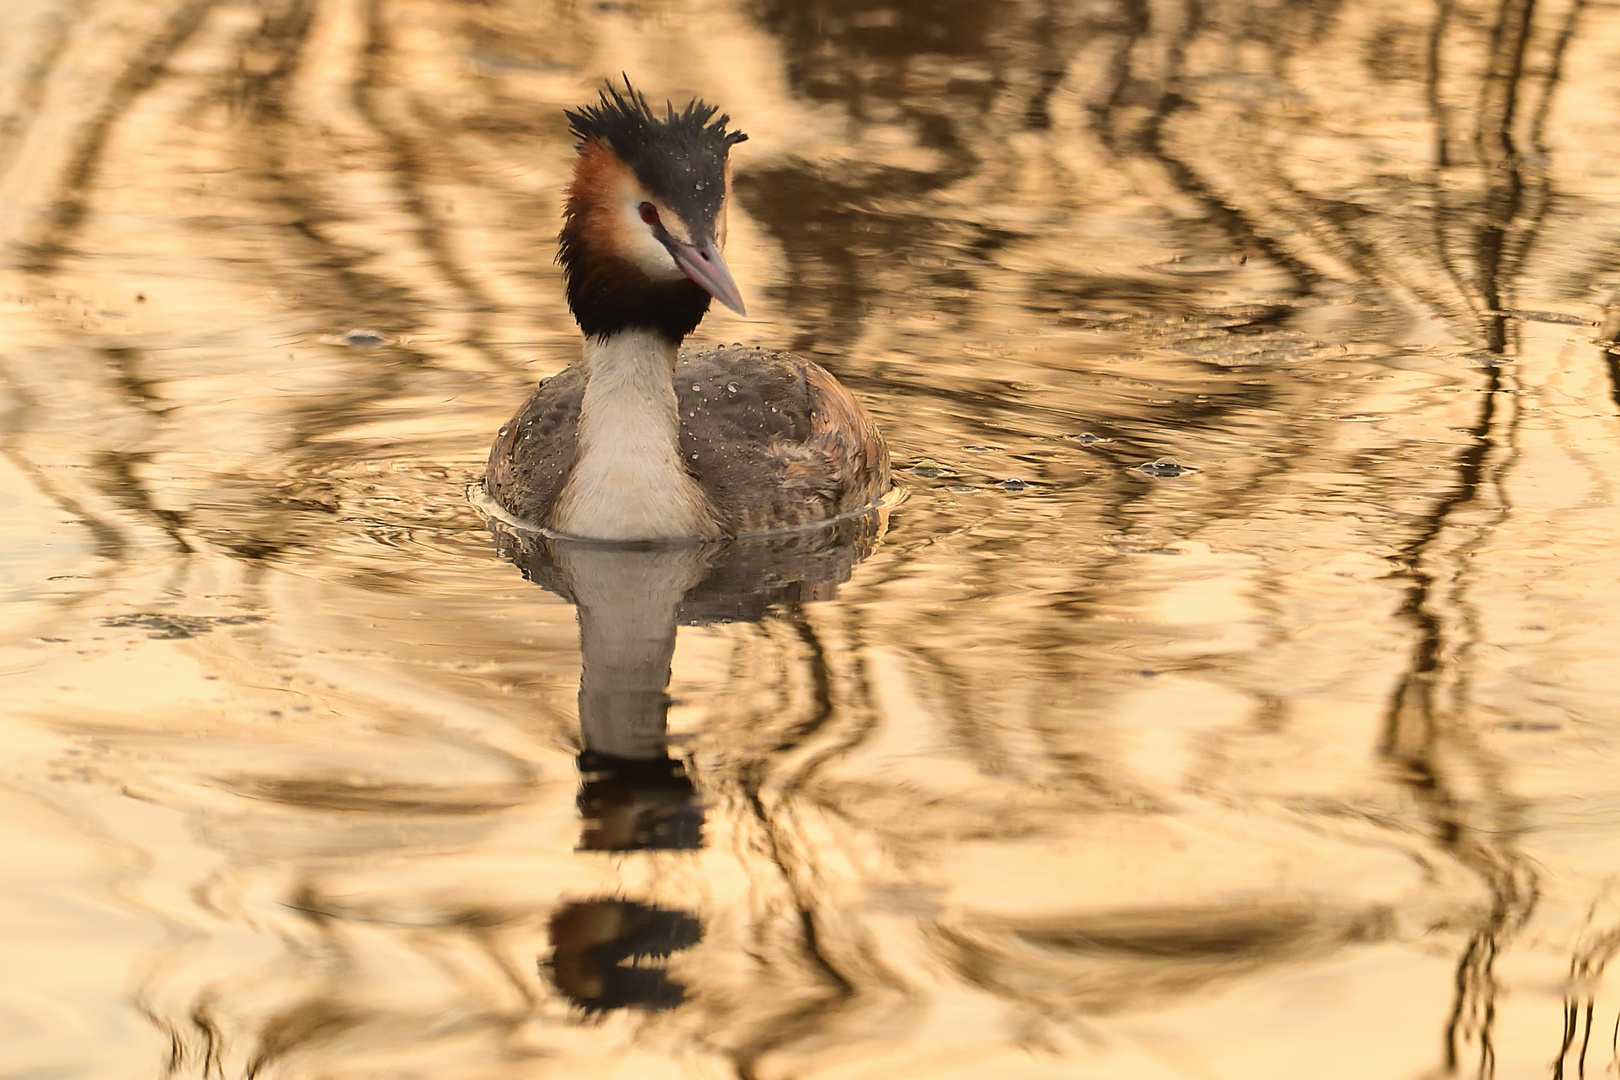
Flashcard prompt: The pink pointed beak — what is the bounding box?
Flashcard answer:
[671,240,747,316]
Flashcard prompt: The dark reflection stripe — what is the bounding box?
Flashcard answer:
[1104,0,1322,296]
[1383,0,1592,1072]
[0,0,95,177]
[20,0,219,272]
[352,0,506,369]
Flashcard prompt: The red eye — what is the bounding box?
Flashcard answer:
[638,202,660,226]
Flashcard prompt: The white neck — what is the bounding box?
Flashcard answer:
[552,329,717,540]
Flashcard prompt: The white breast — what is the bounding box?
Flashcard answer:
[552,330,718,541]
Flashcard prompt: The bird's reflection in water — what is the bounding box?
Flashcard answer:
[491,508,886,1012]
[577,752,701,852]
[547,899,703,1012]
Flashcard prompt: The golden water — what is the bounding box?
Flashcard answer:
[4,0,1620,1076]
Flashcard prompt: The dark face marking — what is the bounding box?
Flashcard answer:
[563,246,714,344]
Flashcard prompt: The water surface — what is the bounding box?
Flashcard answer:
[5,0,1620,1076]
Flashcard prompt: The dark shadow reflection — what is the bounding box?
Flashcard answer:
[493,510,886,1012]
[546,899,704,1013]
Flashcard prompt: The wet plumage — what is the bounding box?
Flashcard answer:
[484,82,890,539]
[487,344,888,535]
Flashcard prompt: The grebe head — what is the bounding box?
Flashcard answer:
[560,81,749,343]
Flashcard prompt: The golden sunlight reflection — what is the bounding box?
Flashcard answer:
[5,0,1620,1076]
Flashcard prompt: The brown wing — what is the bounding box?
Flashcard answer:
[676,345,890,534]
[483,365,586,526]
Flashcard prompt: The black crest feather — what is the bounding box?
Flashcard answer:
[567,77,747,155]
[566,78,746,219]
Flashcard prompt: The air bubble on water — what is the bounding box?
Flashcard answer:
[342,328,387,347]
[727,381,739,394]
[692,384,701,392]
[498,426,509,437]
[1001,477,1028,491]
[1136,457,1189,478]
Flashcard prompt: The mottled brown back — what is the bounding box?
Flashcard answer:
[484,345,889,535]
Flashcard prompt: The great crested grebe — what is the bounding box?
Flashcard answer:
[484,83,890,540]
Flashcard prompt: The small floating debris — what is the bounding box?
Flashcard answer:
[1000,477,1029,491]
[1489,309,1597,327]
[1112,543,1183,555]
[340,328,389,348]
[1136,457,1194,479]
[1151,252,1248,275]
[1057,308,1128,324]
[102,613,262,639]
